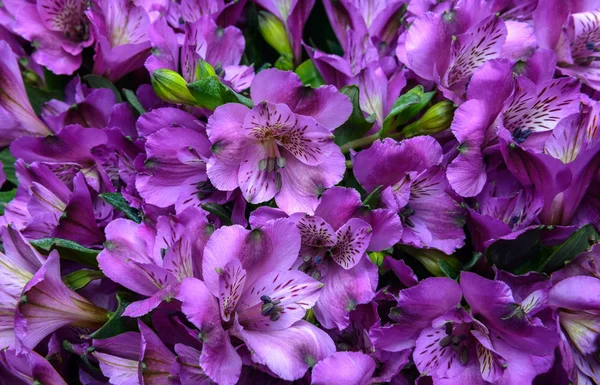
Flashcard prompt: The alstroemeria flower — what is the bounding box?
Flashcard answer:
[2,0,93,74]
[147,16,254,92]
[249,186,402,329]
[97,207,212,316]
[498,99,600,228]
[15,250,109,350]
[354,136,466,254]
[550,246,600,385]
[447,58,580,197]
[206,68,352,214]
[321,0,406,55]
[0,41,51,146]
[0,346,68,384]
[0,226,46,349]
[402,8,508,102]
[176,218,335,383]
[86,0,151,81]
[465,154,543,252]
[534,0,600,91]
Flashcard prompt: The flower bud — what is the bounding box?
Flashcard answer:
[402,100,455,138]
[151,69,196,105]
[401,246,461,278]
[258,11,293,61]
[196,58,216,79]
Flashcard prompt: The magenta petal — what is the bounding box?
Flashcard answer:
[404,12,451,81]
[313,257,378,330]
[296,215,338,247]
[173,344,212,384]
[549,276,600,312]
[314,186,362,231]
[311,351,376,385]
[137,320,176,385]
[250,68,352,130]
[236,270,323,330]
[383,256,419,288]
[235,319,335,381]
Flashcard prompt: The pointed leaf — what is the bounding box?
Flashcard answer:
[30,238,100,267]
[486,227,543,272]
[83,75,123,102]
[362,185,383,209]
[295,60,325,87]
[201,203,232,226]
[99,192,142,223]
[381,86,435,136]
[0,188,16,214]
[89,293,135,339]
[536,225,599,273]
[0,148,18,185]
[122,89,146,115]
[187,77,253,110]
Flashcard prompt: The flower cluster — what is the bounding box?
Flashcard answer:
[0,0,599,384]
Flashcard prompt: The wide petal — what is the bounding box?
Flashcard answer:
[313,257,378,330]
[331,218,372,269]
[235,319,335,381]
[314,186,362,231]
[236,270,323,330]
[250,68,352,130]
[311,351,376,385]
[404,12,451,81]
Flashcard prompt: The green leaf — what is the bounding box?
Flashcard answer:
[0,148,17,186]
[187,76,253,110]
[83,75,123,103]
[30,238,100,267]
[462,252,482,271]
[533,225,599,273]
[90,293,135,340]
[25,85,63,115]
[438,258,461,279]
[63,269,105,290]
[486,227,543,272]
[122,89,146,115]
[380,86,435,136]
[0,188,17,214]
[334,85,376,146]
[362,185,383,209]
[201,203,233,226]
[295,60,325,87]
[99,193,142,223]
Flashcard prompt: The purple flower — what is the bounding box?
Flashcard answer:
[97,207,212,316]
[251,186,401,329]
[550,246,600,384]
[176,218,335,383]
[354,137,466,254]
[3,0,93,74]
[206,68,352,214]
[86,0,151,81]
[0,226,46,349]
[0,346,68,384]
[447,59,580,198]
[534,1,600,91]
[135,108,217,213]
[15,250,109,350]
[147,17,254,92]
[0,41,51,146]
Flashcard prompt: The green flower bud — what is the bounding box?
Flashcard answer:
[403,100,455,138]
[258,11,293,61]
[368,251,386,267]
[196,58,216,79]
[401,246,461,278]
[151,69,196,105]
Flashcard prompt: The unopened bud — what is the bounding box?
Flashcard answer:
[151,69,196,105]
[258,11,293,61]
[403,100,455,138]
[196,58,216,79]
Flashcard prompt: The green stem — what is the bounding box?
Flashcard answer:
[345,160,353,168]
[340,133,381,154]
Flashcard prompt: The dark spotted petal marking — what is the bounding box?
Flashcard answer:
[445,16,507,90]
[217,259,247,322]
[330,218,372,270]
[243,102,296,141]
[503,77,580,133]
[414,326,465,379]
[569,10,600,62]
[236,270,323,331]
[38,0,88,39]
[297,215,337,248]
[279,115,334,166]
[472,329,506,382]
